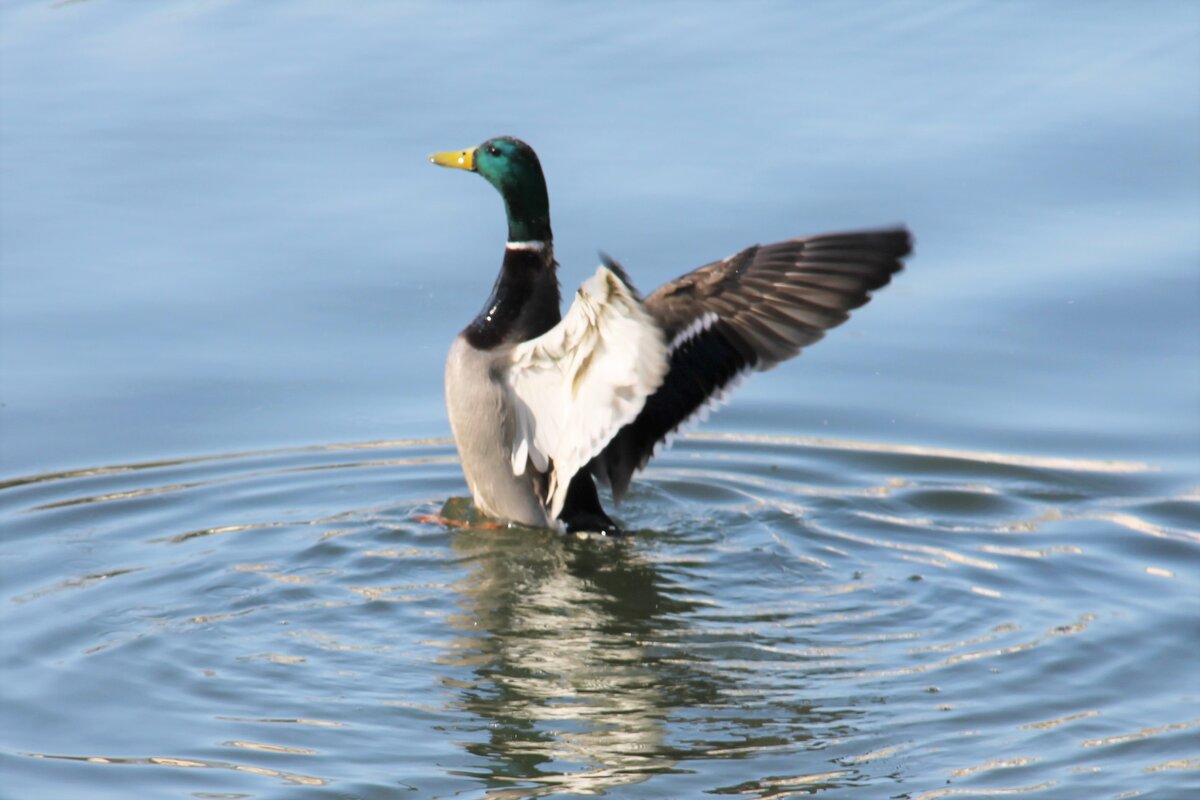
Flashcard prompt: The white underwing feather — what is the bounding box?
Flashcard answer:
[507,266,668,519]
[668,311,719,353]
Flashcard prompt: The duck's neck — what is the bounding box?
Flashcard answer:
[464,162,557,349]
[501,174,551,244]
[464,243,561,350]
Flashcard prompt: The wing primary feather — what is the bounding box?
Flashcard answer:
[595,227,912,502]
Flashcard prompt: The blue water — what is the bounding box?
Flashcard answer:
[2,2,1198,798]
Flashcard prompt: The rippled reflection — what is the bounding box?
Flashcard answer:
[1,434,1197,797]
[438,525,702,794]
[27,752,327,787]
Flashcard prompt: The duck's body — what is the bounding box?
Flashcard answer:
[445,335,552,527]
[431,136,912,534]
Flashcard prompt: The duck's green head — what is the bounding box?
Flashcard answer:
[430,136,551,244]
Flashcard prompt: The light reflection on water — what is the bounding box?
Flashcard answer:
[2,435,1197,797]
[2,1,1198,797]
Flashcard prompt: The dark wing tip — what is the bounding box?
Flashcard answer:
[597,225,914,500]
[799,225,913,263]
[598,251,642,299]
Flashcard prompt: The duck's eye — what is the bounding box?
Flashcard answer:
[487,145,501,156]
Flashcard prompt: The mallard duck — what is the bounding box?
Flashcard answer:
[430,136,911,535]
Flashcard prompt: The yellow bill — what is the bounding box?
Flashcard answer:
[429,147,476,171]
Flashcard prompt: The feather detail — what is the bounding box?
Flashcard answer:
[510,434,530,475]
[595,228,912,502]
[668,310,719,352]
[507,265,668,519]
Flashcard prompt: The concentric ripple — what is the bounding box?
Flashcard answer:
[1,434,1197,798]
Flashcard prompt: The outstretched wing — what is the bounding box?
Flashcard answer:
[507,263,668,519]
[595,227,913,502]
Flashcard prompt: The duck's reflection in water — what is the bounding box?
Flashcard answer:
[436,522,710,796]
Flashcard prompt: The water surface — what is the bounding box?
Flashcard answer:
[1,2,1198,798]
